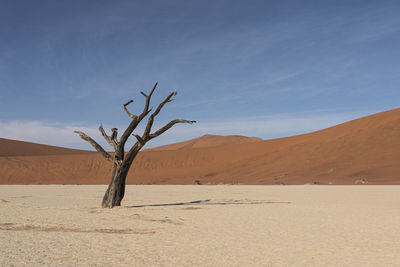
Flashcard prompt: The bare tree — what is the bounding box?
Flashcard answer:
[74,83,195,208]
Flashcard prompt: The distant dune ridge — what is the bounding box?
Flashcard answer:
[0,138,92,157]
[0,108,399,185]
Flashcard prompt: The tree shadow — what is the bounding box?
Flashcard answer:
[127,199,291,208]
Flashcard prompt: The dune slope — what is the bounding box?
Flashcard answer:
[147,134,262,151]
[0,108,399,184]
[0,138,91,157]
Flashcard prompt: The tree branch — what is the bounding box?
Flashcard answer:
[74,131,116,163]
[125,142,141,165]
[141,82,157,113]
[133,134,145,145]
[123,100,136,119]
[111,128,118,145]
[143,91,177,140]
[149,119,196,140]
[99,124,117,150]
[119,83,158,148]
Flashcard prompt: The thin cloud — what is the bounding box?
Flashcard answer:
[0,121,101,150]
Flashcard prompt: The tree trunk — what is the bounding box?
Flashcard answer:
[102,163,130,208]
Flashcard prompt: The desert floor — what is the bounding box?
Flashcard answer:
[1,185,399,266]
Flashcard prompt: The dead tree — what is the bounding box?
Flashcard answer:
[74,83,195,208]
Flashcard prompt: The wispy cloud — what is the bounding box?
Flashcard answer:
[0,121,101,150]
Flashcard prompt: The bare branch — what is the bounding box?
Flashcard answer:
[111,128,118,143]
[149,119,196,140]
[133,134,145,145]
[153,91,177,117]
[99,125,119,150]
[99,124,116,149]
[124,142,141,166]
[143,91,177,140]
[141,82,158,111]
[123,100,136,119]
[74,131,116,163]
[119,83,158,148]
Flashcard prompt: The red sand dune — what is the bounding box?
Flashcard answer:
[147,134,262,151]
[0,138,92,157]
[1,108,399,185]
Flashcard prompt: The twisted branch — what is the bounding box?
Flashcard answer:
[133,134,145,145]
[123,100,136,119]
[99,125,116,149]
[119,82,158,149]
[111,128,118,144]
[75,82,195,168]
[143,91,177,140]
[74,131,116,163]
[141,82,157,113]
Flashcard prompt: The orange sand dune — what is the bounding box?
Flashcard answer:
[1,108,399,185]
[147,134,262,151]
[0,138,91,157]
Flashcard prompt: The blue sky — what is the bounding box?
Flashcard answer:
[0,0,399,150]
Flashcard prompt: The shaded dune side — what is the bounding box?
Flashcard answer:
[0,108,399,185]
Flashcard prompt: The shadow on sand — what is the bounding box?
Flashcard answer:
[127,199,291,208]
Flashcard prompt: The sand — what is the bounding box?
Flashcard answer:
[0,137,92,157]
[1,108,400,185]
[1,185,399,266]
[147,134,262,151]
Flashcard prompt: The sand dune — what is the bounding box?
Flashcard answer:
[0,137,91,157]
[147,134,262,151]
[0,108,399,185]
